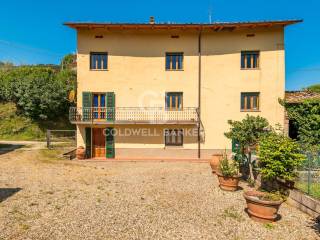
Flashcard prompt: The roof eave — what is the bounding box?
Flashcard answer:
[64,19,303,30]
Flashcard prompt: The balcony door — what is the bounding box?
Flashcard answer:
[93,93,106,120]
[166,92,183,110]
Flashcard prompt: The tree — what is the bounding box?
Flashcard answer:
[60,54,76,70]
[0,61,14,70]
[306,84,320,93]
[224,115,270,181]
[8,66,70,120]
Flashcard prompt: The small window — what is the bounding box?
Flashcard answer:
[241,51,259,69]
[165,92,183,110]
[90,52,108,70]
[165,129,183,146]
[241,92,260,111]
[166,53,183,70]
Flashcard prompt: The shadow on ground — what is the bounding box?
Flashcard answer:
[0,188,22,202]
[311,216,320,234]
[0,144,24,155]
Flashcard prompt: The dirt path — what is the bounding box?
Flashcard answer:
[0,140,47,150]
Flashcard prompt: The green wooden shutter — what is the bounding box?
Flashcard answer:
[82,92,92,121]
[85,127,92,158]
[106,92,115,122]
[105,127,115,158]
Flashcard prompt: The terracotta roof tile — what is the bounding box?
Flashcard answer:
[285,91,320,103]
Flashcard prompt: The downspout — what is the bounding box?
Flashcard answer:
[197,29,202,159]
[91,108,93,159]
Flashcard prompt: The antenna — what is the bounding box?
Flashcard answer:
[208,4,212,23]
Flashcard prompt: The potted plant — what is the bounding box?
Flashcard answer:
[243,132,305,223]
[76,146,85,159]
[224,115,270,182]
[216,153,240,191]
[209,153,223,174]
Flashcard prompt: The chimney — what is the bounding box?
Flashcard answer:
[149,16,155,24]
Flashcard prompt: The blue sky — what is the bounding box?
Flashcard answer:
[0,0,319,90]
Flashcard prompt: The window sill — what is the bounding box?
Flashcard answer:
[240,68,260,71]
[165,69,184,71]
[89,69,109,71]
[164,145,184,149]
[240,110,261,112]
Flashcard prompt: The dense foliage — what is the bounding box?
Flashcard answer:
[219,155,239,177]
[0,59,76,120]
[224,115,270,180]
[282,99,320,153]
[225,115,270,148]
[259,132,305,181]
[60,54,75,70]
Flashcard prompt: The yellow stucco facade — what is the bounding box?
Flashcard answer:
[72,24,288,159]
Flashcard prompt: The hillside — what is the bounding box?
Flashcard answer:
[0,102,74,140]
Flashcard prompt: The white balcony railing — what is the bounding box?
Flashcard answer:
[69,107,199,124]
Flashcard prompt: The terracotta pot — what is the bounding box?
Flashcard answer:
[209,154,223,174]
[216,173,240,191]
[243,190,283,223]
[76,146,85,160]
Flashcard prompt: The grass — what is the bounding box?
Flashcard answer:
[37,149,67,164]
[0,102,74,141]
[296,182,320,199]
[220,207,243,221]
[264,223,275,230]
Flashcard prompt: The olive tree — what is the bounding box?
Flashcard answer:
[224,115,270,181]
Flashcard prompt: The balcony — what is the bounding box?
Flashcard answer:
[69,107,199,125]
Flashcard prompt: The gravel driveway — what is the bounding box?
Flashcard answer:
[0,149,319,240]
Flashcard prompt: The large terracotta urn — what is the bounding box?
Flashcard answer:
[209,153,223,174]
[243,190,283,223]
[76,146,86,160]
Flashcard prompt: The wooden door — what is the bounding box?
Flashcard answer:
[93,128,105,158]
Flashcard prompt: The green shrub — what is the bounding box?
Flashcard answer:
[219,154,239,177]
[259,132,305,181]
[283,99,320,153]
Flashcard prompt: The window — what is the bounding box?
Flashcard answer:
[166,53,183,70]
[165,129,183,146]
[241,51,259,69]
[241,92,260,111]
[165,92,183,110]
[90,52,108,70]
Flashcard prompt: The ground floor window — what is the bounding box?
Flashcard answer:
[165,129,183,146]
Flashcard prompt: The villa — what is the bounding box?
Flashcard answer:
[65,18,301,159]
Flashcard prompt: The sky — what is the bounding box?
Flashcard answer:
[0,0,319,90]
